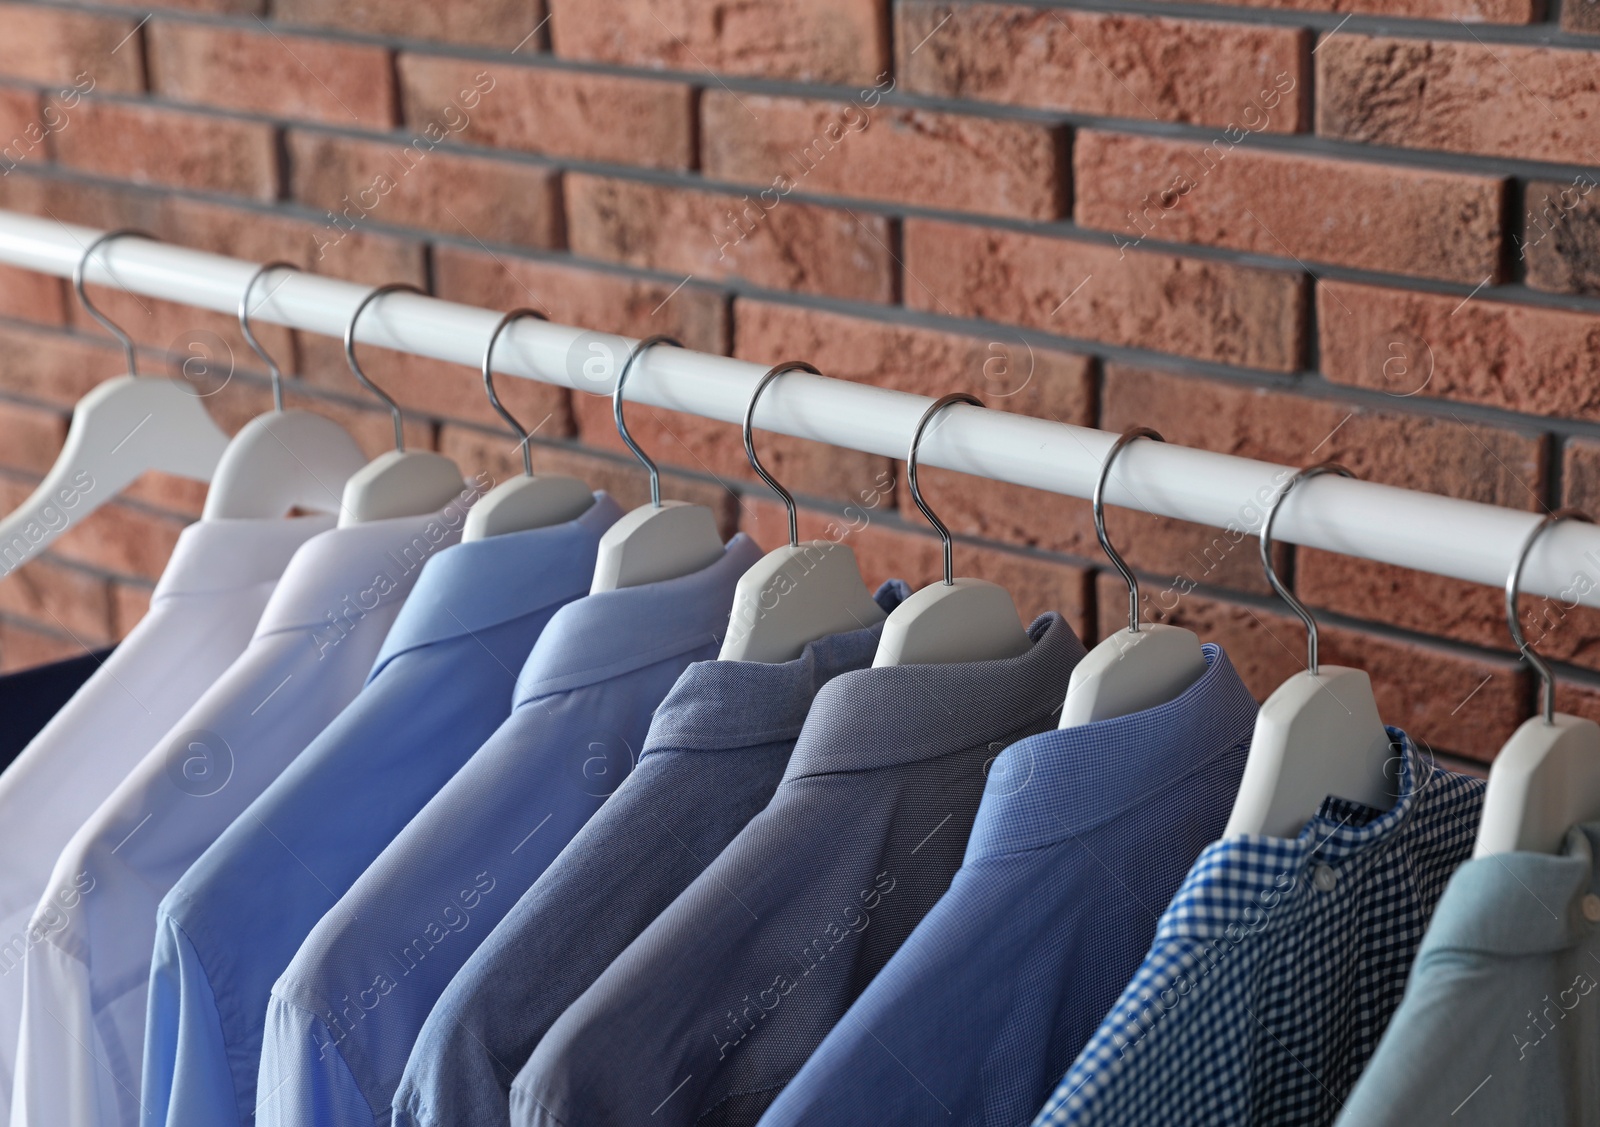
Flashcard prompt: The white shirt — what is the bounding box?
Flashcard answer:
[0,515,332,1126]
[9,503,469,1127]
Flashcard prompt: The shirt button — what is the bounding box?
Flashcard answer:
[1312,864,1338,893]
[1582,894,1600,923]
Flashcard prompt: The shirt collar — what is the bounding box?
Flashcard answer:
[1420,821,1600,958]
[151,515,336,601]
[641,579,913,757]
[965,644,1257,859]
[782,612,1086,781]
[514,533,764,705]
[252,505,468,640]
[371,493,623,670]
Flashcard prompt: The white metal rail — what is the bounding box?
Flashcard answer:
[3,209,1598,611]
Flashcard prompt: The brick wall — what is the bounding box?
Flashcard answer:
[1,0,1598,769]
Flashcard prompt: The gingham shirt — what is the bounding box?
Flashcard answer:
[1034,730,1485,1127]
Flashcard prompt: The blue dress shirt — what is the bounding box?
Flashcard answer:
[257,533,763,1127]
[390,580,913,1127]
[512,612,1086,1127]
[1035,733,1486,1127]
[139,495,623,1127]
[759,644,1258,1127]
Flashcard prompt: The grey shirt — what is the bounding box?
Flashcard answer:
[1337,821,1600,1127]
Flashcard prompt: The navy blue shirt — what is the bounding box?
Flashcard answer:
[512,613,1085,1127]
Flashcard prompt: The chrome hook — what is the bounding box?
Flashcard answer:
[744,361,821,548]
[908,392,984,587]
[1260,462,1355,676]
[73,228,153,378]
[614,335,684,509]
[344,282,424,452]
[238,260,297,412]
[481,308,550,478]
[1507,509,1594,725]
[1096,427,1164,635]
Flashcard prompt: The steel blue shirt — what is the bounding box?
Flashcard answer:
[257,533,762,1127]
[391,580,912,1127]
[759,644,1258,1127]
[140,494,623,1127]
[512,612,1086,1127]
[1034,732,1486,1127]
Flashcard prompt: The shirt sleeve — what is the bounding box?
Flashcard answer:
[256,991,378,1127]
[12,935,110,1126]
[142,910,239,1127]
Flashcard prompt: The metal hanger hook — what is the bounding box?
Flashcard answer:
[614,335,683,509]
[1096,427,1164,635]
[344,282,424,453]
[73,228,153,378]
[481,308,550,478]
[745,361,820,547]
[1507,508,1594,725]
[1260,461,1355,676]
[238,260,298,412]
[908,392,984,587]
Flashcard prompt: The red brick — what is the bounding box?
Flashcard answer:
[439,425,741,539]
[0,86,41,170]
[1318,280,1600,419]
[0,399,67,476]
[899,3,1306,131]
[733,298,1094,548]
[702,91,1064,220]
[147,22,395,129]
[119,470,212,519]
[0,324,120,407]
[549,0,889,84]
[1318,36,1600,166]
[565,174,896,304]
[398,56,693,170]
[1142,0,1532,21]
[1565,0,1600,32]
[288,132,561,250]
[51,100,277,200]
[1522,176,1600,297]
[1565,438,1600,516]
[1074,130,1504,285]
[0,264,65,326]
[743,493,1094,640]
[111,581,152,638]
[1112,577,1526,760]
[0,619,86,673]
[0,5,145,93]
[52,501,188,583]
[903,218,1304,371]
[275,0,545,48]
[0,556,113,644]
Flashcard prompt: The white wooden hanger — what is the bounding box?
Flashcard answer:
[1224,463,1395,839]
[590,335,726,593]
[873,393,1032,667]
[1060,427,1207,727]
[336,284,465,526]
[462,308,593,541]
[1475,510,1600,857]
[0,230,229,578]
[718,361,884,662]
[202,261,365,519]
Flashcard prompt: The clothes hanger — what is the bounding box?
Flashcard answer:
[1059,427,1208,727]
[872,393,1032,667]
[461,308,595,542]
[717,361,885,662]
[336,283,466,526]
[588,335,726,593]
[201,261,366,519]
[1224,462,1395,838]
[1474,510,1600,857]
[0,230,229,575]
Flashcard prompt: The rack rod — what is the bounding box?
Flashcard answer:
[3,209,1598,612]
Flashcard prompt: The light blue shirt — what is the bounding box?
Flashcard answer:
[256,533,762,1127]
[139,495,622,1127]
[758,645,1258,1127]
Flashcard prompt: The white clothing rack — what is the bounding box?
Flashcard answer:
[2,209,1598,613]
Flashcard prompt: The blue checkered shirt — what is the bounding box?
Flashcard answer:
[1034,731,1485,1127]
